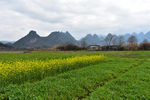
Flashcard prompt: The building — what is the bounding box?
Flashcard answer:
[87,45,101,50]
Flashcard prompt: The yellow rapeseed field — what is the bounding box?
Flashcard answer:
[0,55,105,86]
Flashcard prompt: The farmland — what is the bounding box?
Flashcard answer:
[0,51,150,100]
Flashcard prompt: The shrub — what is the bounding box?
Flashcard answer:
[124,43,139,51]
[55,44,84,51]
[139,43,150,50]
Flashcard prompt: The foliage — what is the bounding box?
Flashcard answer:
[55,44,85,51]
[124,43,139,51]
[139,42,150,50]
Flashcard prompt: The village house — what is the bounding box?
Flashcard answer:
[87,45,101,50]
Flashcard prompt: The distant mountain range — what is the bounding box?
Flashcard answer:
[80,31,150,46]
[0,42,14,49]
[0,41,15,44]
[3,30,150,49]
[124,31,150,43]
[79,34,104,46]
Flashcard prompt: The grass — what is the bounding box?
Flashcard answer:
[0,51,150,100]
[84,62,150,100]
[0,52,75,62]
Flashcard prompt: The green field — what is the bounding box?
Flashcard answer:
[0,51,150,100]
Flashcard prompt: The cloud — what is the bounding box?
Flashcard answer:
[0,0,150,41]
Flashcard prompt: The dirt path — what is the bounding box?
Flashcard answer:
[0,51,24,54]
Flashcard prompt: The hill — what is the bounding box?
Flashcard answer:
[0,42,14,50]
[13,31,78,48]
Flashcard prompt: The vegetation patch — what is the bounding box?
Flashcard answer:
[0,51,150,100]
[0,55,105,86]
[84,62,150,100]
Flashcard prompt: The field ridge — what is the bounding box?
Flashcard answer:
[80,59,145,100]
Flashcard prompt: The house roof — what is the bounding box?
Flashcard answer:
[88,45,100,47]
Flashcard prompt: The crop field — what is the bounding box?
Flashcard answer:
[0,51,150,100]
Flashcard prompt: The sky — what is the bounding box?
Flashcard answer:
[0,0,150,41]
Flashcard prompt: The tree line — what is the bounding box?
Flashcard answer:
[81,33,150,51]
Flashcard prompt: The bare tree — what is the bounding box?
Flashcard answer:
[117,35,125,46]
[104,33,115,46]
[128,35,138,44]
[81,39,87,48]
[112,35,125,46]
[142,39,148,43]
[126,36,138,51]
[139,39,150,50]
[112,35,118,45]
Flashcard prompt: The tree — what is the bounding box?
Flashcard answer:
[127,35,138,44]
[139,39,150,50]
[81,39,87,48]
[142,39,148,43]
[112,35,118,45]
[112,35,125,46]
[126,36,138,51]
[104,33,115,46]
[117,35,125,46]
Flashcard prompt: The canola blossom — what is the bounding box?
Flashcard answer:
[0,55,105,86]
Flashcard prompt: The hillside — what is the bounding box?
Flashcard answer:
[0,42,14,50]
[13,31,78,48]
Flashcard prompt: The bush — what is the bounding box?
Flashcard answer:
[124,43,139,51]
[139,43,150,50]
[55,44,85,51]
[101,45,124,51]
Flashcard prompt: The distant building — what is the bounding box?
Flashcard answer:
[87,45,101,50]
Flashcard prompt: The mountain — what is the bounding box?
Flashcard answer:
[80,31,150,46]
[123,31,150,43]
[80,34,104,46]
[138,32,145,43]
[13,30,78,48]
[46,31,78,47]
[0,42,14,50]
[13,30,44,48]
[0,41,15,44]
[145,31,150,41]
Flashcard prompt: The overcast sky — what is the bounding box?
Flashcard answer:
[0,0,150,41]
